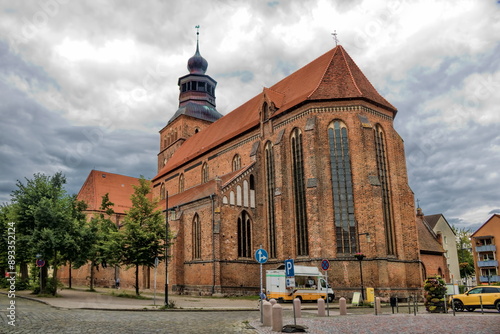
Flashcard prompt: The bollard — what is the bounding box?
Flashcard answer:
[339,297,347,315]
[293,298,301,318]
[272,303,283,332]
[263,301,272,327]
[317,298,326,317]
[269,298,277,306]
[374,297,381,315]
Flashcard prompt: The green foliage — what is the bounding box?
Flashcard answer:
[423,276,447,313]
[452,226,475,279]
[8,172,87,295]
[120,177,168,295]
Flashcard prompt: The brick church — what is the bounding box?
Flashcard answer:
[150,35,423,298]
[61,35,430,298]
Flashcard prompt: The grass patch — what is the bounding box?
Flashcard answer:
[110,291,151,300]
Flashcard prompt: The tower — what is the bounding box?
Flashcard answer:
[157,27,222,172]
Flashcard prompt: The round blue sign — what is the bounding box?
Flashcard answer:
[321,259,330,270]
[255,248,268,264]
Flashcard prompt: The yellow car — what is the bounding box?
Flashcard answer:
[450,286,500,312]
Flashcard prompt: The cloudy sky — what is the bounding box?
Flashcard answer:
[0,0,498,231]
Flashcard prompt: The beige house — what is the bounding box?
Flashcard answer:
[424,214,461,284]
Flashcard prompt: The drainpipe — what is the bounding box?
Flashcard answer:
[211,194,216,294]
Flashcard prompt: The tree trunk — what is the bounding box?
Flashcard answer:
[69,262,72,289]
[90,261,95,291]
[52,265,58,296]
[40,265,48,294]
[135,264,139,296]
[20,263,29,281]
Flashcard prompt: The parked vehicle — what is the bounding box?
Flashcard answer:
[266,265,335,303]
[450,285,500,312]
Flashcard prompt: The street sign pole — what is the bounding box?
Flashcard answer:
[255,246,268,323]
[321,259,331,316]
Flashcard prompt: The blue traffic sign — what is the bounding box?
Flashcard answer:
[255,248,268,264]
[285,259,295,277]
[321,259,330,270]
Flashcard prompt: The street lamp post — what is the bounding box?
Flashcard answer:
[357,232,370,302]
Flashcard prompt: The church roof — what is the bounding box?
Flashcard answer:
[154,45,395,180]
[417,217,446,254]
[77,170,140,215]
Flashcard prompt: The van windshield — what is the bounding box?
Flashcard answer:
[296,276,317,289]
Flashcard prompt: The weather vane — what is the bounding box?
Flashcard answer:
[331,30,339,46]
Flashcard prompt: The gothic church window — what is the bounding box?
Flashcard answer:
[243,180,249,207]
[291,128,308,256]
[160,183,165,200]
[249,174,256,208]
[229,191,235,205]
[232,154,241,171]
[192,214,201,259]
[374,124,396,255]
[236,185,242,206]
[202,163,209,183]
[328,121,357,254]
[265,142,277,258]
[237,211,252,258]
[179,174,185,193]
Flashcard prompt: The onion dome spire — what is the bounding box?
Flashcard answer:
[187,25,208,74]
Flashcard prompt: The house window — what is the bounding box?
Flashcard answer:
[202,163,209,183]
[232,154,241,171]
[291,128,308,256]
[328,121,357,254]
[238,211,252,258]
[192,214,201,259]
[179,174,184,193]
[374,124,396,255]
[265,141,277,258]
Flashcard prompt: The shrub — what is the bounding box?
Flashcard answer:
[423,276,447,313]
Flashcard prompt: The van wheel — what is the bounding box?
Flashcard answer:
[328,294,334,303]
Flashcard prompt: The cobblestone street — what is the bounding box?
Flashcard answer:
[1,298,257,334]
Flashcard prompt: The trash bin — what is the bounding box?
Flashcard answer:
[366,288,375,303]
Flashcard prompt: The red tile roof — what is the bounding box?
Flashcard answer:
[154,45,396,181]
[77,170,140,214]
[417,217,445,254]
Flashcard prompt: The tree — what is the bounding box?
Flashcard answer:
[9,172,86,295]
[77,193,120,291]
[120,177,166,296]
[453,226,475,283]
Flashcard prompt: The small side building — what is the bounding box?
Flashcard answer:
[416,208,450,282]
[471,214,500,284]
[424,214,461,284]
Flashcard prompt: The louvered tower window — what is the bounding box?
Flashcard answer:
[179,174,185,193]
[374,125,396,255]
[265,142,277,258]
[237,211,252,258]
[291,128,308,256]
[328,121,357,254]
[192,214,201,259]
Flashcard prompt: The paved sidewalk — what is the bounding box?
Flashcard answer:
[11,287,259,310]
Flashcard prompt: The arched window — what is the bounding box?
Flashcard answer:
[374,124,396,255]
[236,185,242,206]
[249,174,256,208]
[237,211,252,258]
[243,180,249,207]
[229,191,235,205]
[291,128,308,256]
[262,102,269,121]
[160,183,165,200]
[232,154,241,171]
[328,121,356,254]
[192,214,201,259]
[202,163,209,183]
[265,142,277,258]
[179,174,185,193]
